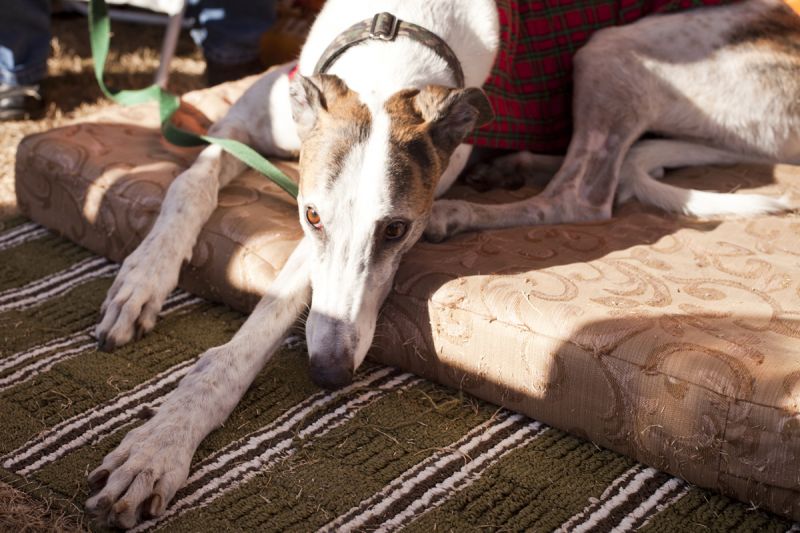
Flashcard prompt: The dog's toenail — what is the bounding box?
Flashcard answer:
[100,337,117,352]
[143,494,162,518]
[88,469,109,491]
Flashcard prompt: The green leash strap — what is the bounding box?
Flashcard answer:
[88,0,299,198]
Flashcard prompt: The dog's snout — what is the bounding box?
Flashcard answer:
[308,357,354,389]
[306,312,358,389]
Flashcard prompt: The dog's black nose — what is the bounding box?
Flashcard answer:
[308,358,354,389]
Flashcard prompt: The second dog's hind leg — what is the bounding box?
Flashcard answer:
[425,37,653,241]
[425,2,800,241]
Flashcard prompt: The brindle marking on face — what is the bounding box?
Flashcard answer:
[298,75,372,196]
[383,88,449,212]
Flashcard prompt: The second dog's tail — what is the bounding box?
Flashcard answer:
[629,170,792,217]
[621,140,793,218]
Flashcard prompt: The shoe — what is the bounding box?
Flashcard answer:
[204,58,264,87]
[0,83,45,121]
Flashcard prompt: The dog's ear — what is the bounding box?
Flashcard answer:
[289,74,360,141]
[289,74,326,141]
[414,86,494,153]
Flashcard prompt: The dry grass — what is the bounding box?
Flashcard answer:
[0,11,206,219]
[0,481,87,533]
[0,9,206,529]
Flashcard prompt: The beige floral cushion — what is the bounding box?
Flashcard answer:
[15,77,800,521]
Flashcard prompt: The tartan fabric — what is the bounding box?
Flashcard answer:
[466,0,736,153]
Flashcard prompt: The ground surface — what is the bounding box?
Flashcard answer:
[0,11,205,219]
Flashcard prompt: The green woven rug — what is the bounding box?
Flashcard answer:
[0,217,796,532]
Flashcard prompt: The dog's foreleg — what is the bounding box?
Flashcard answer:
[96,134,248,350]
[96,66,300,350]
[86,238,311,529]
[618,139,792,216]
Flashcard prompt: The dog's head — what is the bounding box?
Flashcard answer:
[288,74,492,388]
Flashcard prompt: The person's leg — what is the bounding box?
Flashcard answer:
[0,0,50,119]
[188,0,276,85]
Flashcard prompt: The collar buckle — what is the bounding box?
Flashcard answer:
[370,12,400,41]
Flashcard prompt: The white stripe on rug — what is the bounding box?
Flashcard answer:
[296,375,420,443]
[133,370,419,532]
[0,222,39,243]
[569,467,660,533]
[0,225,49,251]
[0,264,118,312]
[0,290,202,397]
[3,357,198,474]
[182,366,399,486]
[320,412,523,532]
[0,257,108,304]
[159,295,205,317]
[186,367,404,485]
[622,481,690,532]
[3,358,390,475]
[0,327,92,372]
[0,261,118,313]
[0,290,195,374]
[555,464,644,533]
[611,478,688,532]
[376,419,546,532]
[0,342,97,391]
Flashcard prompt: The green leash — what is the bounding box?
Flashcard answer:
[87,0,299,198]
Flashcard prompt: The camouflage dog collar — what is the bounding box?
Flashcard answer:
[313,12,466,88]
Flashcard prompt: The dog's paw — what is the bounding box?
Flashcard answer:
[96,243,180,351]
[424,199,473,242]
[86,419,192,529]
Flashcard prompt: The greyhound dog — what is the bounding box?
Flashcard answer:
[87,0,800,526]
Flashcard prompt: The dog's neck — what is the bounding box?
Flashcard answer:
[296,0,499,111]
[313,12,467,89]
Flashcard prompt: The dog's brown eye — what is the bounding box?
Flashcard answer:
[305,206,322,229]
[385,220,407,240]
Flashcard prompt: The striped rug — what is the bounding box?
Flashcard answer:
[0,217,795,532]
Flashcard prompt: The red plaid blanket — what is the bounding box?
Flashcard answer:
[466,0,735,153]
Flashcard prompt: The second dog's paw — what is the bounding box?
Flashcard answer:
[464,161,526,192]
[424,200,473,243]
[96,246,179,351]
[86,419,193,529]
